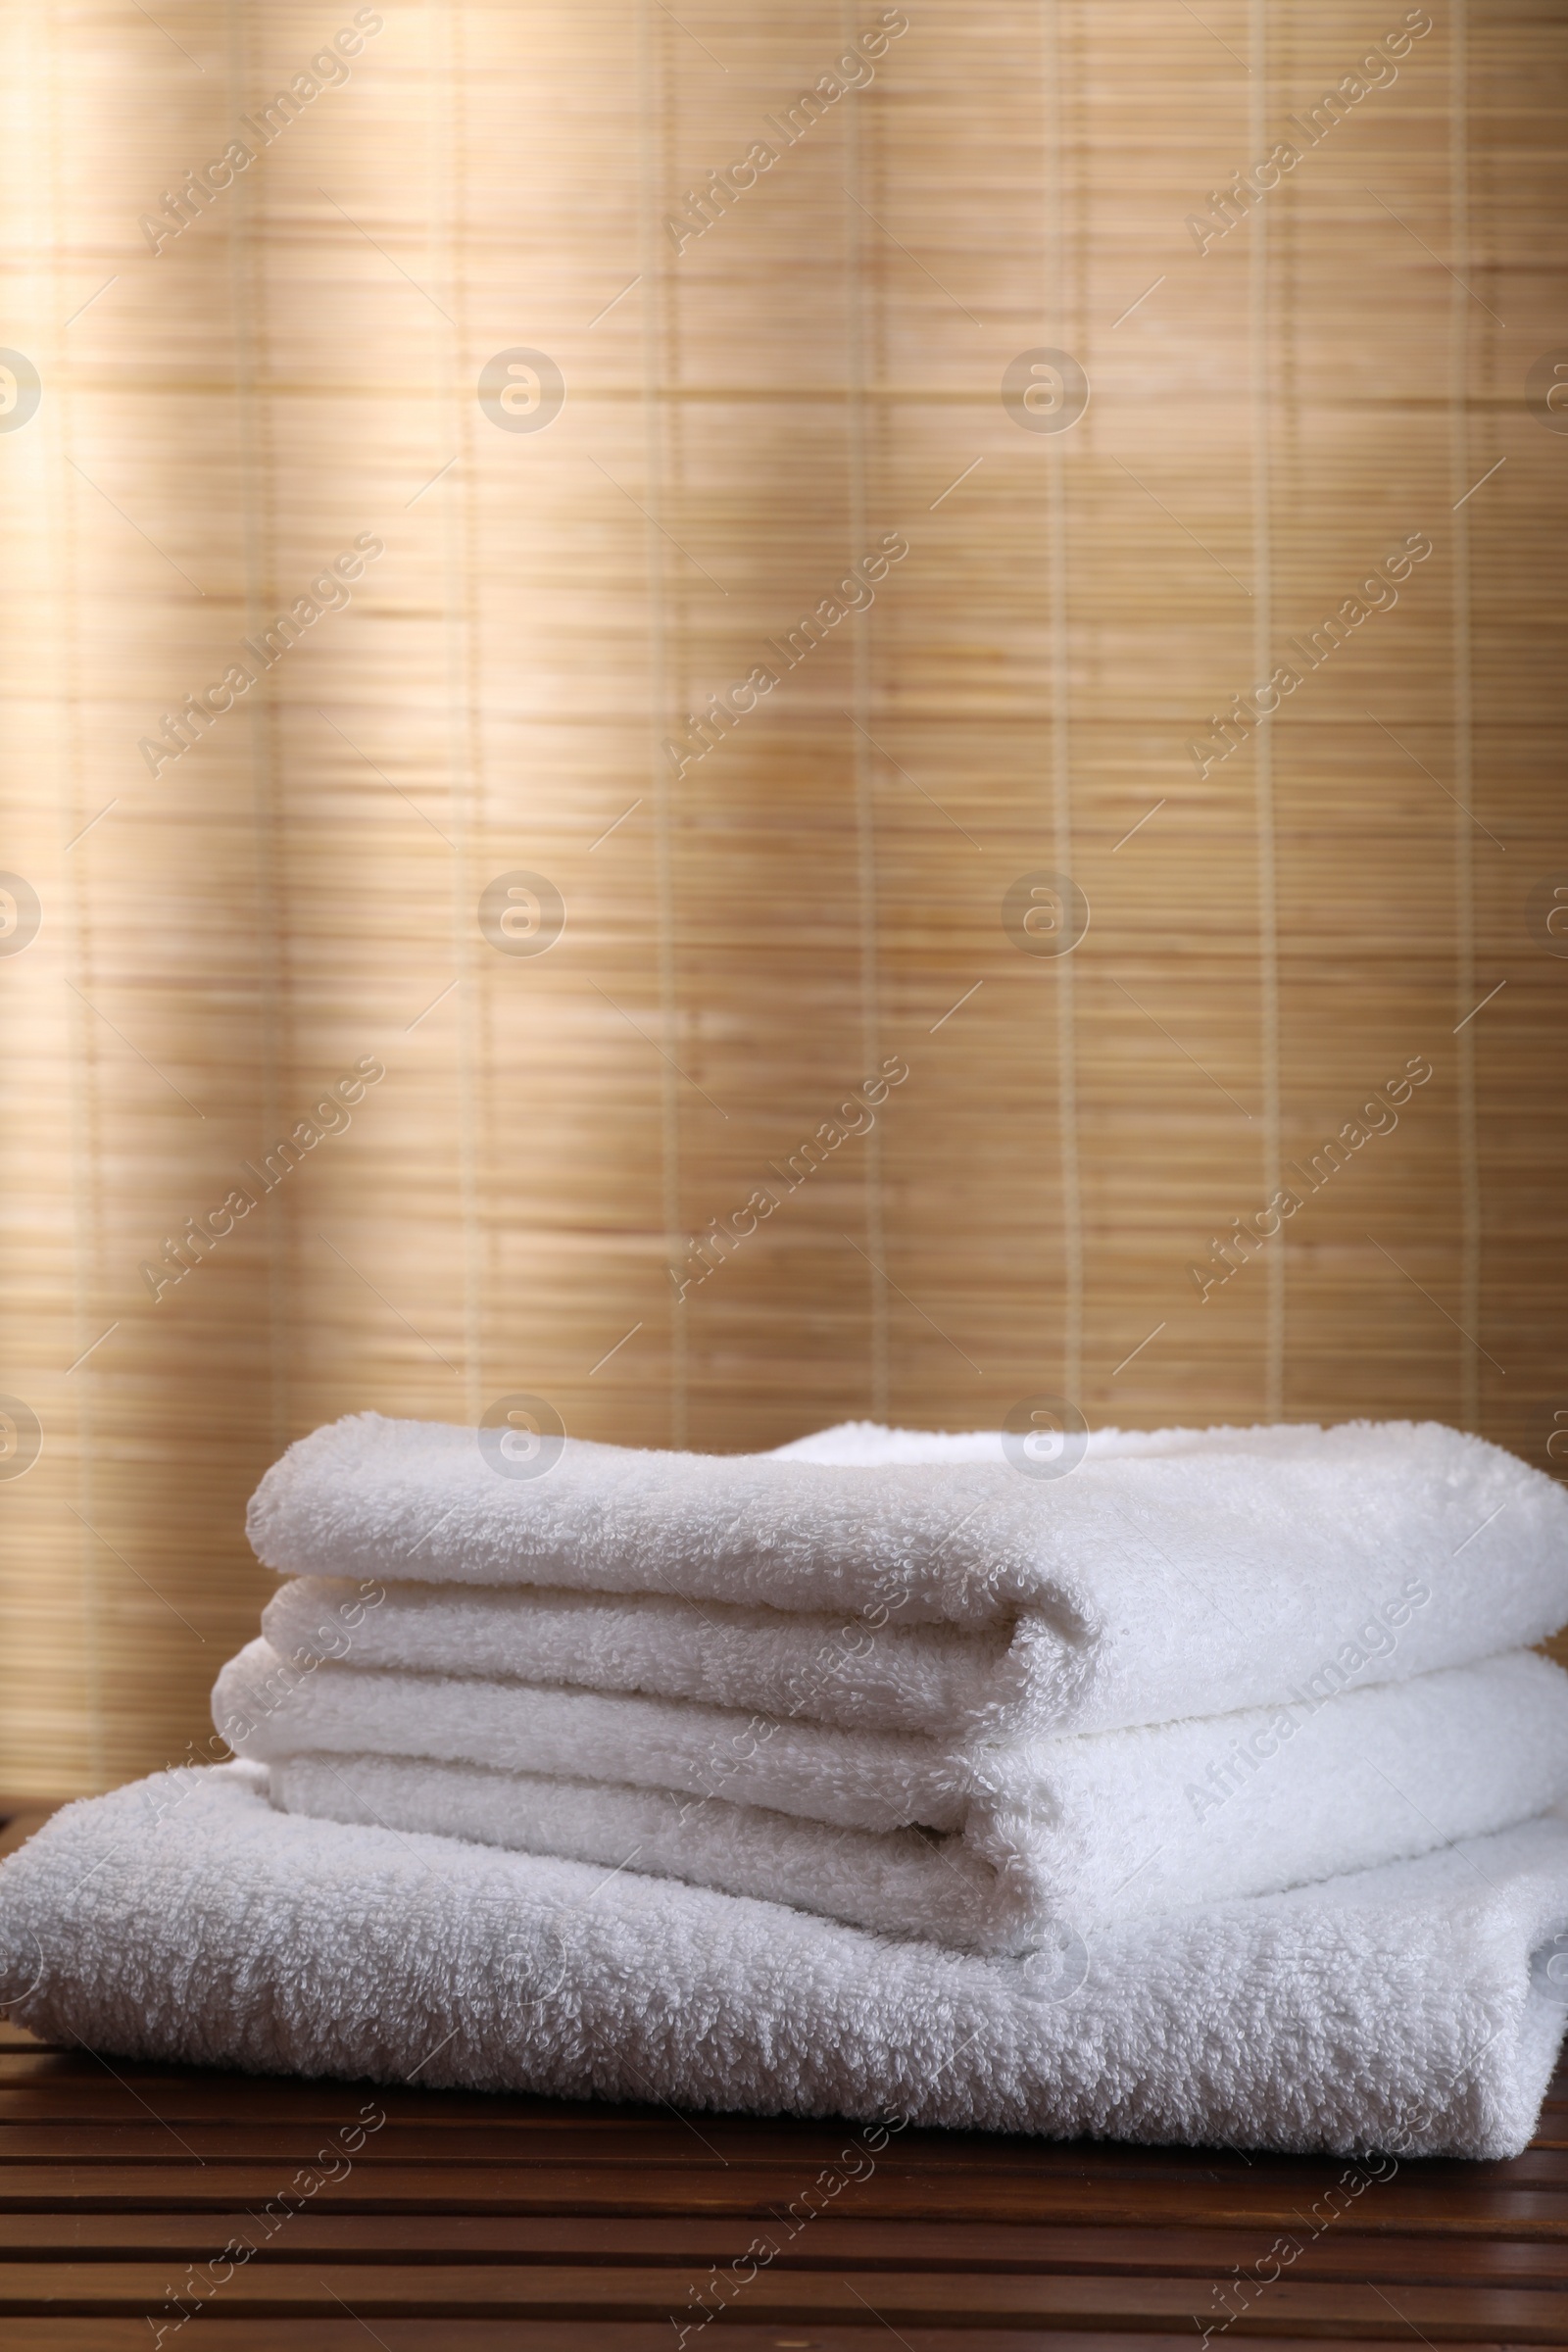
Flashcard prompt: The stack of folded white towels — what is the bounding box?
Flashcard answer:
[216,1413,1568,1959]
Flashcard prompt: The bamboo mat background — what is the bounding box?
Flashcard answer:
[0,0,1565,1794]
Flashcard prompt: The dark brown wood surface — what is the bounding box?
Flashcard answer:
[2,1803,1565,2348]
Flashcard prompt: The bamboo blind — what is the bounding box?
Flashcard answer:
[1,1,1564,1795]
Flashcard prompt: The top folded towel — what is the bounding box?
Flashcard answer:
[247,1413,1568,1739]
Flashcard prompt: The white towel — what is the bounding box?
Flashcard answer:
[245,1412,1568,1739]
[3,1761,1565,2157]
[268,1751,1009,1945]
[263,1575,1017,1739]
[216,1640,1568,1951]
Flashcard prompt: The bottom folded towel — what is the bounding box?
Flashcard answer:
[2,1763,1566,2157]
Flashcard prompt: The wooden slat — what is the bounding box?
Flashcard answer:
[0,2256,1564,2335]
[7,2119,1556,2173]
[0,2326,1513,2352]
[7,2063,1567,2166]
[1,2211,1566,2285]
[3,2162,1566,2237]
[5,2147,1567,2202]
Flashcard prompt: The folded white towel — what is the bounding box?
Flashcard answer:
[216,1640,1568,1950]
[269,1750,1008,1944]
[245,1413,1568,1739]
[264,1575,1016,1738]
[3,1761,1565,2156]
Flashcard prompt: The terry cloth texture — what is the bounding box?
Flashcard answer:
[217,1640,1568,1952]
[2,1763,1566,2158]
[263,1576,1019,1740]
[244,1413,1568,1740]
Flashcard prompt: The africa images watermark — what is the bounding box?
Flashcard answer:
[210,1581,388,1749]
[138,11,384,257]
[666,1054,910,1301]
[1188,531,1434,780]
[1184,8,1435,258]
[137,534,384,777]
[663,530,909,781]
[1188,1054,1434,1303]
[148,2096,388,2345]
[674,1555,932,1833]
[140,1054,385,1302]
[1195,2015,1534,2344]
[1196,2145,1401,2345]
[663,9,909,256]
[1184,1577,1432,1824]
[671,2107,910,2345]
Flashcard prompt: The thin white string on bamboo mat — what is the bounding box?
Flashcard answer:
[843,0,889,1421]
[232,0,292,1467]
[441,0,487,1425]
[1250,0,1283,1421]
[1449,0,1481,1435]
[52,2,107,1790]
[639,0,688,1448]
[1043,0,1083,1405]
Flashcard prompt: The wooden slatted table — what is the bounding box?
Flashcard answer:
[2,1803,1565,2348]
